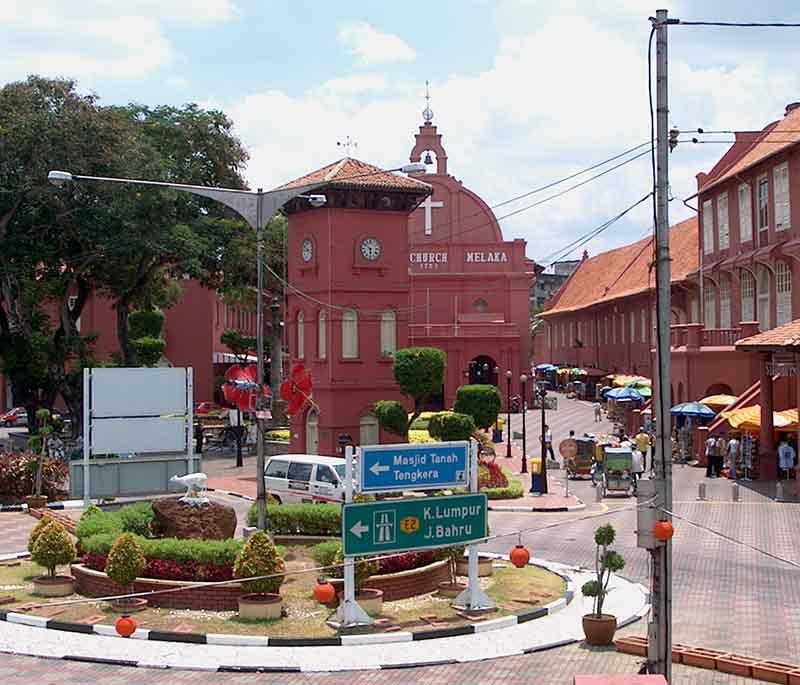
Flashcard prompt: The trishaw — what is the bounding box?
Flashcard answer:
[599,446,635,497]
[565,436,595,479]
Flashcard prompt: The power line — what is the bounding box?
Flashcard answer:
[677,20,800,28]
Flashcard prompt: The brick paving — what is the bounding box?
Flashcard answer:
[0,513,35,555]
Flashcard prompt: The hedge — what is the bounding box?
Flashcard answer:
[80,532,244,565]
[454,384,502,429]
[246,502,341,536]
[0,451,67,501]
[75,502,154,541]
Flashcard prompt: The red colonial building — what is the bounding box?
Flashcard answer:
[283,110,535,455]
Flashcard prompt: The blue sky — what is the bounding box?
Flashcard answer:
[5,1,800,264]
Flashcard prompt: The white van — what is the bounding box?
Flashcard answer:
[264,454,347,504]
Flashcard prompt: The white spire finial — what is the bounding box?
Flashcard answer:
[336,135,358,156]
[422,80,434,123]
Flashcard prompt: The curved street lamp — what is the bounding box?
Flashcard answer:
[505,370,512,459]
[520,374,528,474]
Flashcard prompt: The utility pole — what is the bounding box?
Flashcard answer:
[648,8,673,680]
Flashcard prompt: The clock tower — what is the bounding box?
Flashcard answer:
[281,158,431,456]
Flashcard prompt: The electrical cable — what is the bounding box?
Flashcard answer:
[677,20,800,28]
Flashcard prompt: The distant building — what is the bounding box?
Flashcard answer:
[531,259,580,311]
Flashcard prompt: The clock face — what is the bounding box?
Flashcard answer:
[302,238,313,262]
[360,237,381,261]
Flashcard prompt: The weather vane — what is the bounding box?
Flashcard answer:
[422,80,434,123]
[337,136,358,156]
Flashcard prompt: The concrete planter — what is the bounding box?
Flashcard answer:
[337,589,383,616]
[436,581,466,598]
[456,556,493,577]
[25,495,48,510]
[788,669,800,685]
[581,614,617,646]
[111,597,148,613]
[716,654,758,678]
[682,648,724,670]
[238,593,282,620]
[752,660,796,684]
[33,575,74,597]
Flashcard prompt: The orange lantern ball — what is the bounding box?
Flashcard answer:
[313,578,336,604]
[509,544,531,568]
[115,614,137,638]
[653,520,674,541]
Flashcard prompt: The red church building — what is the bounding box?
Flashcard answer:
[283,109,535,456]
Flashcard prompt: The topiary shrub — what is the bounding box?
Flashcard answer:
[28,516,55,553]
[132,336,166,367]
[454,384,502,429]
[310,540,340,569]
[331,543,378,593]
[408,429,438,444]
[31,521,75,578]
[429,412,475,441]
[116,502,155,537]
[233,531,286,595]
[129,310,165,339]
[105,533,146,592]
[374,400,407,437]
[246,502,341,534]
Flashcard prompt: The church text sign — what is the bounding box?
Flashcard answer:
[410,251,449,270]
[465,251,509,264]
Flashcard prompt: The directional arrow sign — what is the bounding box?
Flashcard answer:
[358,441,469,493]
[342,493,488,556]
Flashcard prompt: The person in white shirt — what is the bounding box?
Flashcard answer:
[726,435,740,480]
[705,436,718,478]
[631,448,644,492]
[593,401,602,422]
[778,439,796,475]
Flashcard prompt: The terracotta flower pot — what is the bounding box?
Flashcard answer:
[238,593,282,620]
[582,613,617,645]
[437,581,467,598]
[25,495,48,510]
[456,556,493,577]
[33,575,74,597]
[110,597,148,613]
[337,588,384,616]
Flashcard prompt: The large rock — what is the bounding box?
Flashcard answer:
[151,497,237,540]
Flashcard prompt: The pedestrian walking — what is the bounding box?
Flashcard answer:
[726,434,740,480]
[543,424,556,461]
[634,427,651,472]
[631,447,645,492]
[705,435,718,477]
[778,438,796,478]
[593,401,602,422]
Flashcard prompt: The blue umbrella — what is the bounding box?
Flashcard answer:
[670,402,716,419]
[535,363,557,371]
[606,387,644,402]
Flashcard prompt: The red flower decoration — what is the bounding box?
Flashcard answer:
[280,363,313,415]
[222,364,269,413]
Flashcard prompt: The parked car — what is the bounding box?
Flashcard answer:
[194,401,225,416]
[264,454,346,504]
[0,407,28,427]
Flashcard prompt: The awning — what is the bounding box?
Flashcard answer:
[213,352,259,364]
[721,405,796,431]
[699,394,738,410]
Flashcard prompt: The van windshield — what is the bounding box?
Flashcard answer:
[334,464,346,480]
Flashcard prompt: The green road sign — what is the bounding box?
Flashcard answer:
[342,493,488,556]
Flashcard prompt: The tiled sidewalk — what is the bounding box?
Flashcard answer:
[0,514,35,555]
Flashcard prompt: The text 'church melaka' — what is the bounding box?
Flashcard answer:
[281,102,535,456]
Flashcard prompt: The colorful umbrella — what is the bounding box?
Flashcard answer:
[721,405,795,431]
[698,394,737,410]
[222,364,269,413]
[670,402,716,419]
[606,387,644,402]
[535,363,557,371]
[625,377,652,388]
[570,368,588,376]
[636,386,653,398]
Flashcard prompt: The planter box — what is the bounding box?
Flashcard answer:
[788,669,800,685]
[681,648,724,670]
[671,643,692,664]
[329,559,450,602]
[716,654,758,678]
[752,661,796,684]
[615,635,648,657]
[456,556,493,577]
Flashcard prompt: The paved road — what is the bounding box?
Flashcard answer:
[2,396,798,682]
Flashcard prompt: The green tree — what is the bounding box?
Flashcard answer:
[454,384,502,429]
[105,533,146,593]
[233,531,286,595]
[375,347,446,439]
[31,520,75,579]
[429,412,475,441]
[581,524,626,617]
[221,329,257,365]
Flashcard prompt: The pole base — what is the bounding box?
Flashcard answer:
[452,585,496,612]
[333,598,372,628]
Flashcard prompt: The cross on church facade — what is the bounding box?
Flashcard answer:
[421,194,444,235]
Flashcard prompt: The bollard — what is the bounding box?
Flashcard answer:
[595,483,603,502]
[697,482,706,501]
[732,482,740,502]
[565,472,570,499]
[776,481,784,501]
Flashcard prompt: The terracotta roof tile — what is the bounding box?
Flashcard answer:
[736,319,800,349]
[541,216,698,317]
[699,106,800,192]
[276,157,431,193]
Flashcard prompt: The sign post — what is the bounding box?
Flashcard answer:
[453,440,495,612]
[334,445,372,627]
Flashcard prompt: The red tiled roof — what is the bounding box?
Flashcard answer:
[276,157,431,193]
[699,105,800,192]
[540,216,698,317]
[736,319,800,349]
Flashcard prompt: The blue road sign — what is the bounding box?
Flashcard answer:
[358,441,469,493]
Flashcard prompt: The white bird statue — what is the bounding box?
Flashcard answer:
[170,472,209,505]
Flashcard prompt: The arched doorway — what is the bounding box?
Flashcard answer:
[468,355,498,385]
[305,409,319,455]
[705,383,734,397]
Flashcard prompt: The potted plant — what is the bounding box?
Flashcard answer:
[30,520,76,596]
[234,531,286,620]
[332,545,382,615]
[436,545,466,597]
[105,533,148,612]
[25,409,57,509]
[581,524,626,645]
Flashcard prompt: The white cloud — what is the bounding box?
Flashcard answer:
[337,22,416,66]
[0,0,236,84]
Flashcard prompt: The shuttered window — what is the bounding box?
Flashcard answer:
[318,310,327,359]
[738,183,753,242]
[741,270,755,322]
[703,199,714,254]
[704,283,717,329]
[774,162,791,231]
[776,261,792,326]
[380,311,396,356]
[719,276,731,329]
[342,309,358,359]
[297,311,305,359]
[717,193,729,249]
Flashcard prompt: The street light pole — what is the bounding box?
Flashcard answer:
[505,370,512,458]
[520,374,528,474]
[538,382,549,495]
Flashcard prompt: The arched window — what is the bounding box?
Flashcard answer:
[719,276,731,329]
[741,270,755,322]
[776,261,793,326]
[306,409,319,455]
[342,309,358,359]
[318,310,327,359]
[380,310,396,357]
[473,298,488,313]
[757,265,771,331]
[704,281,717,329]
[359,414,379,446]
[297,311,305,359]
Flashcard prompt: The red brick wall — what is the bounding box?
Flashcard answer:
[329,559,450,602]
[71,564,243,611]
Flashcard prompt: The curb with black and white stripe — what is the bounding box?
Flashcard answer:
[488,499,586,513]
[0,557,576,650]
[0,500,86,514]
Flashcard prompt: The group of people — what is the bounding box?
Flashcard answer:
[589,426,652,493]
[704,434,740,479]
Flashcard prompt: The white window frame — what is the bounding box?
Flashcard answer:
[757,265,771,331]
[702,199,714,254]
[342,309,358,359]
[717,193,729,249]
[774,162,791,231]
[318,310,327,360]
[577,320,582,344]
[757,175,769,231]
[738,182,753,242]
[380,310,397,357]
[704,282,717,329]
[629,311,635,345]
[741,270,755,322]
[359,414,380,446]
[776,261,792,326]
[640,308,646,343]
[719,276,731,329]
[297,311,305,359]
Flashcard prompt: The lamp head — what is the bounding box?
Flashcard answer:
[520,374,528,383]
[401,162,426,174]
[506,370,512,379]
[307,194,327,208]
[48,170,73,187]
